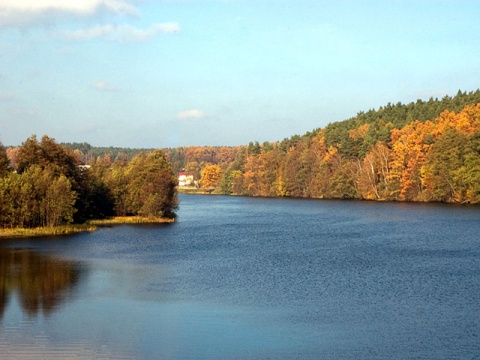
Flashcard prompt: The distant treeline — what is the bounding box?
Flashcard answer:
[60,142,155,164]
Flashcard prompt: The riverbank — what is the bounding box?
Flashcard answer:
[0,216,174,239]
[178,187,216,194]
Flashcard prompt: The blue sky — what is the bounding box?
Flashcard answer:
[0,0,479,148]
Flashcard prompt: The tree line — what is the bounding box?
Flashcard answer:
[0,135,177,229]
[32,89,480,204]
[5,88,478,220]
[212,103,480,203]
[60,142,155,165]
[168,89,480,203]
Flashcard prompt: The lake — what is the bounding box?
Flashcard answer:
[0,195,479,359]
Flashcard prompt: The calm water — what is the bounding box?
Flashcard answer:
[0,195,479,359]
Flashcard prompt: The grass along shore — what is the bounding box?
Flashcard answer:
[0,216,174,239]
[89,216,175,225]
[0,224,98,239]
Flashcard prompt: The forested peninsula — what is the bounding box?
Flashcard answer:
[1,89,480,235]
[0,136,177,235]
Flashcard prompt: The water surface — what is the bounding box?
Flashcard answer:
[1,195,479,359]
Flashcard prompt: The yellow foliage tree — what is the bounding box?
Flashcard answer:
[200,164,222,189]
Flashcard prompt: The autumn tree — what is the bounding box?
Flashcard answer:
[0,143,10,177]
[125,150,178,218]
[0,173,20,227]
[242,152,279,196]
[75,166,115,221]
[103,159,129,216]
[0,166,76,228]
[424,129,466,202]
[423,105,480,203]
[327,161,358,199]
[200,164,222,190]
[16,135,80,178]
[357,142,391,200]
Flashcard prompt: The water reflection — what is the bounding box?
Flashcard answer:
[0,247,83,318]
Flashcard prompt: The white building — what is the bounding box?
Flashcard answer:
[178,172,195,187]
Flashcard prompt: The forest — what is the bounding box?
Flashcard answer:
[1,89,480,231]
[0,136,178,229]
[167,89,480,203]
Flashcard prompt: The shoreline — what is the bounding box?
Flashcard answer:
[177,187,215,195]
[0,216,174,239]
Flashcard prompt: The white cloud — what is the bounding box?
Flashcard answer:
[61,24,115,40]
[0,0,137,27]
[57,22,180,42]
[120,23,180,40]
[92,80,118,91]
[177,109,205,120]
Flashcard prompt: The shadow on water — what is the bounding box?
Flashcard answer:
[0,247,84,319]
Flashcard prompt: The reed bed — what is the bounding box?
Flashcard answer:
[0,216,174,239]
[0,224,98,239]
[89,216,175,225]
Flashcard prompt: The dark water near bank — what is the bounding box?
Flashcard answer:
[1,195,479,359]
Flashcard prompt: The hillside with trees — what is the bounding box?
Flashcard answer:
[0,135,177,230]
[4,89,479,224]
[52,89,480,204]
[167,89,480,203]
